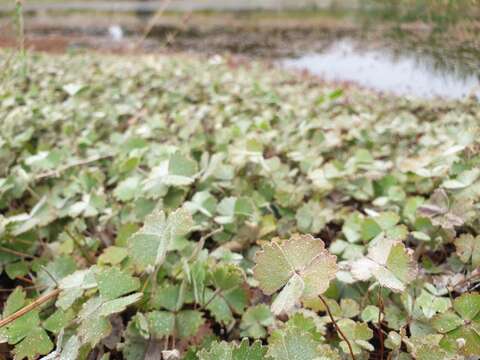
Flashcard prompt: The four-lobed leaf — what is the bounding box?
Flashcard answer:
[351,236,417,292]
[454,234,480,268]
[254,234,337,315]
[432,293,480,356]
[128,208,193,271]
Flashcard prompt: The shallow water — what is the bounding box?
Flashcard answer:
[282,39,480,100]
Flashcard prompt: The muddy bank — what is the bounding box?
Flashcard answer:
[2,11,479,59]
[1,11,479,99]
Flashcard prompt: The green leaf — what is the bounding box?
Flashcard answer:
[267,328,322,360]
[205,289,235,324]
[454,234,480,267]
[295,201,331,234]
[418,189,469,229]
[3,287,26,317]
[351,236,417,292]
[271,273,304,315]
[336,319,374,355]
[360,305,380,323]
[143,152,198,195]
[56,268,98,310]
[440,326,480,356]
[60,335,81,360]
[184,191,217,217]
[145,309,203,340]
[5,261,29,280]
[37,256,76,289]
[43,308,75,334]
[342,212,363,243]
[453,293,480,321]
[78,293,142,321]
[146,311,175,338]
[414,343,451,360]
[1,310,40,345]
[128,207,193,271]
[78,316,112,347]
[199,342,232,360]
[150,283,183,312]
[198,339,267,360]
[254,234,337,314]
[114,177,142,202]
[13,328,53,360]
[206,264,248,321]
[432,312,464,333]
[432,293,480,356]
[284,312,325,342]
[361,218,382,241]
[98,293,143,317]
[98,246,129,265]
[96,267,140,300]
[240,304,274,339]
[176,310,204,339]
[233,339,268,360]
[416,290,451,319]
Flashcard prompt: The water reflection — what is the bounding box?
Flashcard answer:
[282,39,480,100]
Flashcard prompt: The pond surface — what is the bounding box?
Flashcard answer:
[281,39,480,100]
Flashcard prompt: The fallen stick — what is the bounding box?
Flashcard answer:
[0,288,60,328]
[35,155,113,181]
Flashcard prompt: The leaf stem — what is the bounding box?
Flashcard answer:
[65,229,95,265]
[202,288,222,309]
[0,245,35,259]
[318,295,356,360]
[377,287,385,360]
[189,226,223,261]
[0,288,60,328]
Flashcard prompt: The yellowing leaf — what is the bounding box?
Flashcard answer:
[254,234,337,314]
[454,234,480,267]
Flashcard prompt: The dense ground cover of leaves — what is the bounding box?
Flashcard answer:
[0,51,480,359]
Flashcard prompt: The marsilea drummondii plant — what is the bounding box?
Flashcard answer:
[0,51,479,359]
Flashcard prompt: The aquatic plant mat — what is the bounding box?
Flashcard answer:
[0,51,480,359]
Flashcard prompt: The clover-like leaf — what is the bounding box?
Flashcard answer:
[267,327,322,360]
[432,293,480,356]
[128,207,193,270]
[454,234,480,268]
[146,309,204,340]
[143,152,198,196]
[198,339,267,360]
[95,267,140,301]
[336,319,374,355]
[410,334,454,360]
[204,264,248,323]
[351,236,417,292]
[240,304,275,339]
[56,268,97,310]
[78,317,111,347]
[418,189,471,230]
[0,290,56,359]
[114,176,142,202]
[416,290,451,319]
[13,328,53,360]
[295,201,333,234]
[254,234,337,314]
